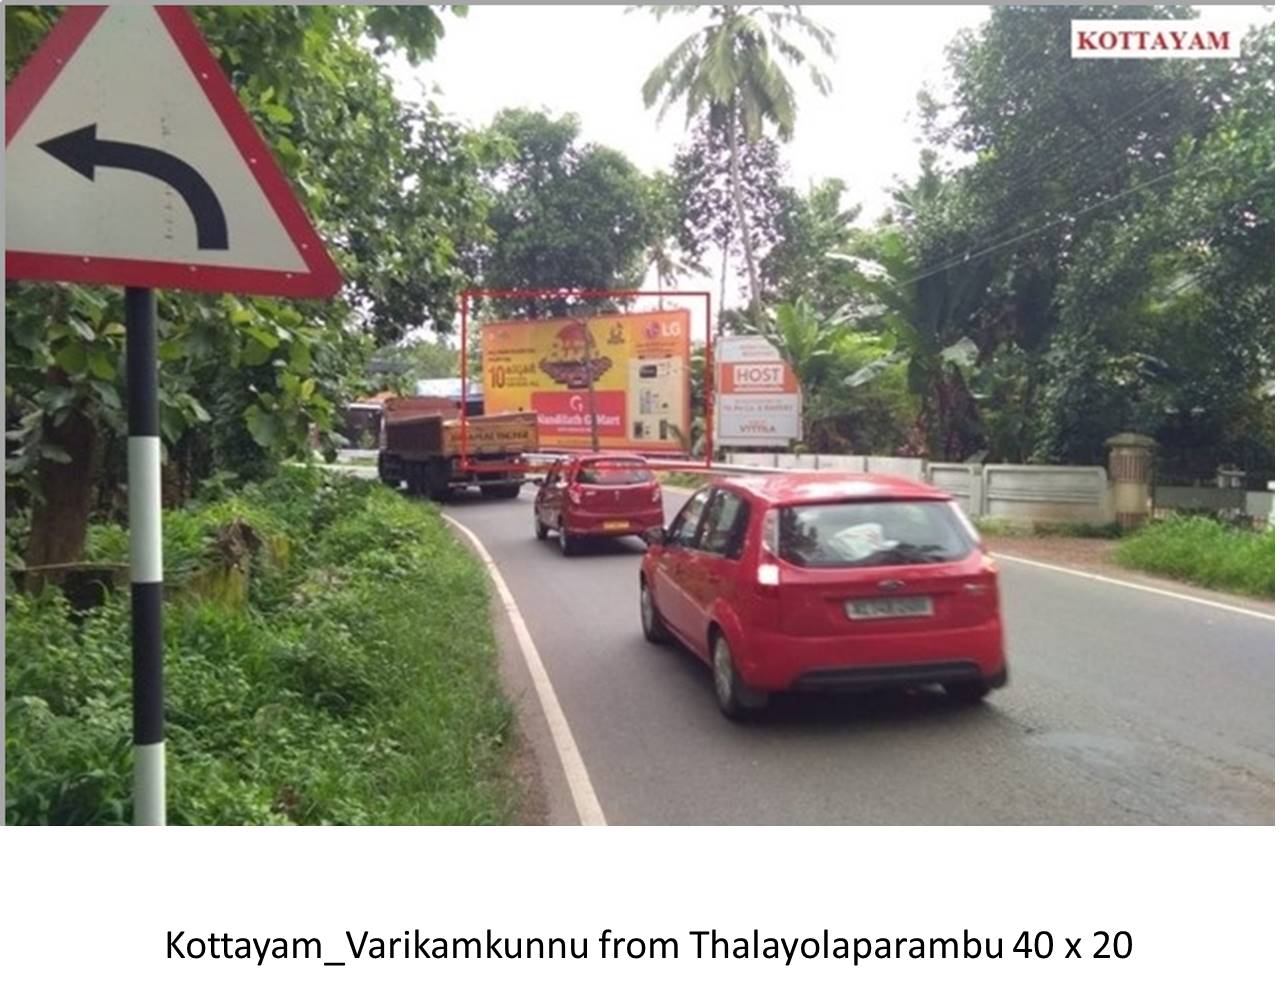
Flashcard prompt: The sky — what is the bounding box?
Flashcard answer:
[386,4,1273,337]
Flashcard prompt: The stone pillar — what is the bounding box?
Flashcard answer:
[1106,432,1156,530]
[1216,465,1246,489]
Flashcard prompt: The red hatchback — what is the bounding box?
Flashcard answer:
[535,454,665,555]
[639,474,1008,719]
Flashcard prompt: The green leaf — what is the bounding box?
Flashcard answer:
[244,323,279,349]
[288,339,311,373]
[244,406,280,448]
[68,315,96,341]
[87,349,117,380]
[52,342,87,376]
[241,339,273,366]
[90,380,122,410]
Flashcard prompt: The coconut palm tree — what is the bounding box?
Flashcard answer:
[635,5,834,331]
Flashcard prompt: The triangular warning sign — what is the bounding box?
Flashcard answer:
[5,6,341,298]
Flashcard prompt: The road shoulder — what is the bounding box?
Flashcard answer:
[441,510,594,826]
[985,534,1274,616]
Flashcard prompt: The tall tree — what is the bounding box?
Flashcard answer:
[641,171,709,309]
[671,114,786,328]
[636,4,834,331]
[479,109,651,319]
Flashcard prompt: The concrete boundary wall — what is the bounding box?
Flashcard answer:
[722,452,1112,524]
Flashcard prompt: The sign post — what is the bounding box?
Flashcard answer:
[6,6,342,825]
[125,287,165,824]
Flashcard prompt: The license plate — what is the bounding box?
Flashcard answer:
[602,520,631,531]
[845,596,933,620]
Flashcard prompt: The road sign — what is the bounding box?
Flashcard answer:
[5,5,341,297]
[5,6,342,826]
[713,335,802,448]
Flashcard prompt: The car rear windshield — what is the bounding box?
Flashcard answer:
[777,500,974,568]
[576,460,654,485]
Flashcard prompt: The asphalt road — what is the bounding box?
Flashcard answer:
[443,486,1274,825]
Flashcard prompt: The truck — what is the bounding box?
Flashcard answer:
[377,396,537,500]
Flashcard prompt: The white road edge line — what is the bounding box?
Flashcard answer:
[992,552,1275,621]
[442,512,608,826]
[665,486,1273,621]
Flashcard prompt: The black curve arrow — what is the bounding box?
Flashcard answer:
[38,124,229,250]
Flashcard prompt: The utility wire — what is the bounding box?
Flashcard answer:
[896,159,1229,287]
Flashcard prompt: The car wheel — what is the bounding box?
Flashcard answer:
[711,633,766,721]
[944,679,991,704]
[640,581,669,644]
[558,523,577,557]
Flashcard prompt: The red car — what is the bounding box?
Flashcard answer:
[639,473,1008,719]
[534,454,665,555]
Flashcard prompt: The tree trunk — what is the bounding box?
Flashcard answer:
[24,398,100,592]
[717,233,730,336]
[725,106,764,333]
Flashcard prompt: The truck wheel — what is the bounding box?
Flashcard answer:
[493,483,523,499]
[405,462,425,496]
[426,460,452,502]
[377,454,401,488]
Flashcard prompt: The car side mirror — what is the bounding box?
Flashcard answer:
[642,526,666,547]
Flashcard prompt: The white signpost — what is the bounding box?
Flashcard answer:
[5,5,341,825]
[713,335,802,448]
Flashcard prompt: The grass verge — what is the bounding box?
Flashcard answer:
[1114,515,1274,598]
[975,517,1123,539]
[5,466,515,824]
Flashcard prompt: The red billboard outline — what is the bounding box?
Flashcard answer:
[459,288,714,473]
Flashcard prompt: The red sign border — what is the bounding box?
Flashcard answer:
[4,5,342,299]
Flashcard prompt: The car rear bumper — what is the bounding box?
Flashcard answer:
[564,508,665,536]
[737,619,1007,692]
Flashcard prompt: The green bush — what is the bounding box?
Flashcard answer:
[1116,516,1274,598]
[975,517,1122,539]
[6,471,515,825]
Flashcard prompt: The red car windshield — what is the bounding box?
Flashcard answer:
[776,500,974,567]
[576,460,654,485]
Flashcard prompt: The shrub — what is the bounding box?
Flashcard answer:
[1116,516,1274,598]
[6,471,515,825]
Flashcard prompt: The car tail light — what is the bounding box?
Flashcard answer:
[650,485,661,503]
[755,508,781,592]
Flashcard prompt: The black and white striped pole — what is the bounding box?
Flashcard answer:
[125,287,165,826]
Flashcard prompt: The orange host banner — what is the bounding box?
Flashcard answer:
[481,309,691,453]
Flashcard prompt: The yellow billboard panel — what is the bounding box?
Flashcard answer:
[481,310,690,453]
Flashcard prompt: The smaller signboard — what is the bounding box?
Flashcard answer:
[714,335,801,448]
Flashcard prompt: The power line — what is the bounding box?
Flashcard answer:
[896,158,1229,288]
[901,79,1187,284]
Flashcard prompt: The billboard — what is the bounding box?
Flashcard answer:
[714,335,802,448]
[481,309,690,453]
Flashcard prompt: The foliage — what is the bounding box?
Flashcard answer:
[671,114,787,322]
[641,170,710,299]
[371,337,465,382]
[6,468,516,825]
[479,109,650,317]
[5,4,494,567]
[636,4,835,326]
[918,7,1275,469]
[1116,516,1274,598]
[761,177,863,316]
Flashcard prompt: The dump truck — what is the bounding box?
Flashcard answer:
[377,397,537,500]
